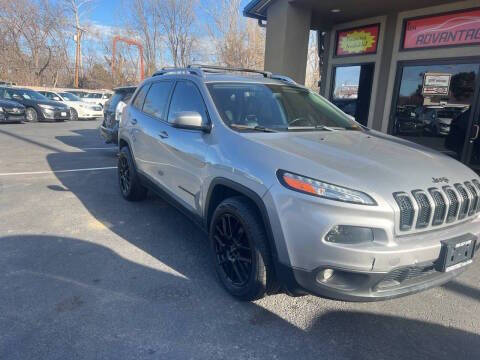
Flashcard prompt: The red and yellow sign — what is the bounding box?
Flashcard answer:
[336,25,379,56]
[403,9,480,49]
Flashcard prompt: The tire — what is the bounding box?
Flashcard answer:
[117,146,147,201]
[70,108,78,121]
[25,107,38,122]
[210,196,272,301]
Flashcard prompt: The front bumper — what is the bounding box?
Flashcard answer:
[278,258,475,301]
[264,184,480,300]
[41,109,70,121]
[78,107,103,119]
[0,112,25,122]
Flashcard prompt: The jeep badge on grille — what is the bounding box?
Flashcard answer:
[433,177,449,184]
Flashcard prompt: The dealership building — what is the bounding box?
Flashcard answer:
[244,0,480,170]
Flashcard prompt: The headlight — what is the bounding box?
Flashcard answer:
[325,225,374,244]
[39,104,55,110]
[278,170,376,205]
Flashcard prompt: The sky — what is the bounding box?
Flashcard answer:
[87,0,252,29]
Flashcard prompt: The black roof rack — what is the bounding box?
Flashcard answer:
[152,65,297,84]
[152,67,203,77]
[188,64,272,78]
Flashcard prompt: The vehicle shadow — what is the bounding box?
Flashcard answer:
[37,130,480,359]
[2,234,479,360]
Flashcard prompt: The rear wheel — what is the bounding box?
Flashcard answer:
[117,146,147,201]
[210,197,272,301]
[25,107,38,122]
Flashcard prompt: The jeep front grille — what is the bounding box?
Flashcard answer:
[393,180,480,232]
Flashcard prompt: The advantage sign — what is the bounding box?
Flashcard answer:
[404,8,480,49]
[422,73,452,96]
[336,24,379,56]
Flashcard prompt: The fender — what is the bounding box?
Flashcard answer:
[205,177,278,260]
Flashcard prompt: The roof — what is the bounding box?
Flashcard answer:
[243,0,272,20]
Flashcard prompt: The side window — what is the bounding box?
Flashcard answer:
[45,92,54,99]
[142,81,173,120]
[132,85,149,110]
[167,81,208,124]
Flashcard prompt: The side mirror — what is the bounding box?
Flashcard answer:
[171,111,210,132]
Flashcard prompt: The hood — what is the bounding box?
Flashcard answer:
[35,99,69,108]
[243,129,477,196]
[0,99,25,108]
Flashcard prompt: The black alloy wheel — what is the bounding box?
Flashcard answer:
[117,146,147,201]
[210,197,272,301]
[118,155,130,196]
[213,213,253,287]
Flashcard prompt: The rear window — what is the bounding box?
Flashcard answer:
[107,89,136,111]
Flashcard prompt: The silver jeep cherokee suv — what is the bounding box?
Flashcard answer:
[117,65,479,302]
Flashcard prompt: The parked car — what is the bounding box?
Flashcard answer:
[118,66,478,302]
[100,86,136,143]
[0,87,70,122]
[424,106,469,136]
[0,98,26,123]
[67,90,90,99]
[393,106,425,135]
[82,91,112,109]
[39,90,103,120]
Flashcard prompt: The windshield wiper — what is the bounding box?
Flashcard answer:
[230,124,278,133]
[287,125,335,131]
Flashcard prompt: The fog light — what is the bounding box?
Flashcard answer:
[317,268,335,282]
[325,225,374,244]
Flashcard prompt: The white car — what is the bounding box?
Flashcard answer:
[39,91,103,120]
[81,91,112,109]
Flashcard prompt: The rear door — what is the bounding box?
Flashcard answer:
[132,81,174,188]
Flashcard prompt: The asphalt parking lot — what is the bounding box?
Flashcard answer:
[0,120,479,360]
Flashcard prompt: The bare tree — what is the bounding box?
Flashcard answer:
[205,0,265,69]
[124,0,163,75]
[158,0,197,67]
[0,0,70,85]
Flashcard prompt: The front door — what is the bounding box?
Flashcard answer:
[390,60,480,168]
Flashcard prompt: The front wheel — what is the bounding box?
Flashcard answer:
[210,197,272,301]
[117,146,147,201]
[25,107,38,122]
[70,108,78,121]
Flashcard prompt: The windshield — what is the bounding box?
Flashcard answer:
[206,82,361,131]
[60,92,81,101]
[86,93,102,98]
[6,89,48,101]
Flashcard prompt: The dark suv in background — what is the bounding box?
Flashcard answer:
[100,86,136,143]
[0,87,70,122]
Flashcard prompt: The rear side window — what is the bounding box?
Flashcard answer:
[167,81,208,124]
[132,85,150,110]
[143,81,173,120]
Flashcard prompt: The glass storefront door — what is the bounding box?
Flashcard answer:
[390,61,480,167]
[331,63,374,126]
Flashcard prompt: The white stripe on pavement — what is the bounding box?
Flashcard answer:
[0,167,117,177]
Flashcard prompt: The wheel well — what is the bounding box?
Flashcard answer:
[119,139,129,149]
[206,184,264,232]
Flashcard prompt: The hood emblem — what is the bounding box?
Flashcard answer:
[432,177,449,184]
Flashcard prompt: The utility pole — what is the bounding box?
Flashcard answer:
[74,28,84,88]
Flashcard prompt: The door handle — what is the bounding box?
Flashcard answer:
[471,124,479,141]
[131,118,138,125]
[159,131,169,139]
